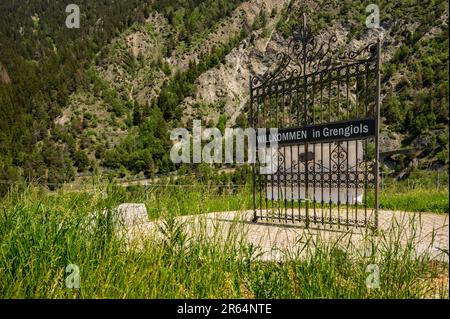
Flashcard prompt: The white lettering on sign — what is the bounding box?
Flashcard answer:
[322,123,369,138]
[258,129,307,144]
[258,119,375,145]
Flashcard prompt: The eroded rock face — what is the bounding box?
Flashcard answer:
[181,37,260,125]
[180,0,291,126]
[170,0,288,73]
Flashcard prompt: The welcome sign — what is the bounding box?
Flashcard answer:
[257,118,376,146]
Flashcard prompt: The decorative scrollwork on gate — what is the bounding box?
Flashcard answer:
[266,142,374,188]
[250,15,378,89]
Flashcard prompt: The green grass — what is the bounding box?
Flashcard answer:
[375,188,448,213]
[0,183,448,298]
[374,171,449,213]
[124,177,449,219]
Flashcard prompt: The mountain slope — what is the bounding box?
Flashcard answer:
[0,0,448,193]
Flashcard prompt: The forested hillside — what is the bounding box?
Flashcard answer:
[0,0,448,194]
[0,0,156,190]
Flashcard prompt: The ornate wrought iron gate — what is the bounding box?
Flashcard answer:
[250,17,381,229]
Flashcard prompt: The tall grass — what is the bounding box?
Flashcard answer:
[374,170,449,213]
[368,188,449,213]
[0,184,448,298]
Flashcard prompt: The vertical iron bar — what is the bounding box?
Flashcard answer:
[296,78,301,223]
[289,80,294,222]
[311,73,316,225]
[250,77,257,222]
[374,38,381,230]
[337,68,341,229]
[258,89,263,221]
[320,72,324,226]
[328,70,333,227]
[302,14,309,228]
[270,88,274,222]
[282,81,287,222]
[275,86,281,223]
[355,65,360,227]
[346,65,350,228]
[364,61,369,226]
[263,90,268,221]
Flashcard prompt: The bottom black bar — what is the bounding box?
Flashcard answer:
[0,299,447,317]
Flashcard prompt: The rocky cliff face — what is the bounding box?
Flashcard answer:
[180,1,290,126]
[170,0,289,72]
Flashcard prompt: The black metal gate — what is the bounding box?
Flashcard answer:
[250,17,380,229]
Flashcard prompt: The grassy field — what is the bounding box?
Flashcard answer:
[141,170,449,216]
[0,176,448,298]
[134,180,449,218]
[375,171,449,213]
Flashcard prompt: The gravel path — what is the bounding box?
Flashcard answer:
[125,209,449,262]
